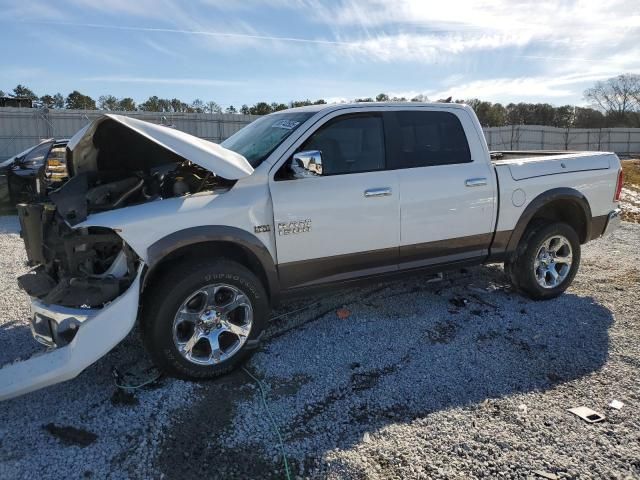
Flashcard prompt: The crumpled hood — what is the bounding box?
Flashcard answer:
[68,114,253,180]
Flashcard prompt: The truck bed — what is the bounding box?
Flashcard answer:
[491,149,620,238]
[491,150,613,181]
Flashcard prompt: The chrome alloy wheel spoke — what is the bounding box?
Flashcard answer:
[534,235,573,289]
[172,283,253,366]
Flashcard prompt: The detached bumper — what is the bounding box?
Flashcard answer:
[0,266,143,401]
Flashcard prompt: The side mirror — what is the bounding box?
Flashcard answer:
[291,150,323,178]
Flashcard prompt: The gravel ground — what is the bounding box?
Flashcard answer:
[0,216,639,479]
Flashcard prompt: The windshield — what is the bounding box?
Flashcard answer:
[221,112,314,167]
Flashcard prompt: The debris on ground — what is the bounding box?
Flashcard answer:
[336,308,351,320]
[608,399,624,410]
[533,470,559,480]
[567,406,606,423]
[426,272,443,283]
[448,297,468,308]
[112,365,162,391]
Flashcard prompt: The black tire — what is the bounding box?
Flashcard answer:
[141,258,268,379]
[505,222,581,300]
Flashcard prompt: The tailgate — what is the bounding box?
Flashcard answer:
[506,153,610,181]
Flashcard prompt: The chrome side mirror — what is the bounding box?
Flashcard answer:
[291,150,322,178]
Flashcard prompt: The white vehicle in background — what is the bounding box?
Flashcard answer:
[0,103,623,400]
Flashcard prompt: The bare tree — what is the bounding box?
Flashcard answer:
[98,95,119,111]
[206,101,222,114]
[584,73,640,114]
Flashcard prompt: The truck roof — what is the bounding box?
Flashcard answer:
[283,101,471,114]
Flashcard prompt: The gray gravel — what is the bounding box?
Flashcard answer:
[1,216,639,479]
[0,216,200,480]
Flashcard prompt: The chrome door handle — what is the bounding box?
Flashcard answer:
[364,187,392,198]
[465,177,487,187]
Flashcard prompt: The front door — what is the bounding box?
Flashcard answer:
[269,113,400,289]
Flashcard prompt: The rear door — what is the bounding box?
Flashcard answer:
[386,108,497,268]
[269,112,400,289]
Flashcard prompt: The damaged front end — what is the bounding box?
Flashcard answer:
[0,202,144,401]
[17,202,139,346]
[0,114,253,401]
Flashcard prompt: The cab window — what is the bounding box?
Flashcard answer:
[387,111,471,168]
[299,114,385,176]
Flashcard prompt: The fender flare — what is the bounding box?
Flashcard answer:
[505,187,592,255]
[144,225,280,302]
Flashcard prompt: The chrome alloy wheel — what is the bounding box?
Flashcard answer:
[534,235,573,289]
[172,283,253,365]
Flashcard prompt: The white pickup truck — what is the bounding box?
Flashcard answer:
[0,103,624,400]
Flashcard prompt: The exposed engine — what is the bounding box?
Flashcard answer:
[14,113,242,309]
[16,205,135,308]
[49,161,233,225]
[16,161,233,308]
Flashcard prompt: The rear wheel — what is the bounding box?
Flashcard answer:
[141,258,268,379]
[505,222,581,300]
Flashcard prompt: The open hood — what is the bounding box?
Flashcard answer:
[68,114,253,180]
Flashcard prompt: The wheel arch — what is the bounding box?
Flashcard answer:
[142,226,280,304]
[505,187,593,256]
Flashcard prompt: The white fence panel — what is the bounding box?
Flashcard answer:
[0,108,259,160]
[2,108,640,160]
[483,125,640,155]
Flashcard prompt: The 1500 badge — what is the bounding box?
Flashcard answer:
[278,219,312,235]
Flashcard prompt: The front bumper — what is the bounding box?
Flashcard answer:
[0,266,143,401]
[603,208,622,237]
[30,300,96,348]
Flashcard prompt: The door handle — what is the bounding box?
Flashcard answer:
[364,187,392,198]
[465,177,487,187]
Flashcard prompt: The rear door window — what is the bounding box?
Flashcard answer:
[386,111,471,168]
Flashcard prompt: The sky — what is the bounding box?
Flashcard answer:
[1,0,639,109]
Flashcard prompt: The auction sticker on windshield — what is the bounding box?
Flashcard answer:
[272,119,301,130]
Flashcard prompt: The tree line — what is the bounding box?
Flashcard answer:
[2,73,639,128]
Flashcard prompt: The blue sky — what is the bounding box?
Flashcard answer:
[1,0,639,109]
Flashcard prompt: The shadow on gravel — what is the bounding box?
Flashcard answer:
[157,265,614,479]
[0,322,41,365]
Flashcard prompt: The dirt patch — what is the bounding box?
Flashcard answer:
[426,319,460,344]
[43,423,98,447]
[156,370,285,480]
[621,160,640,223]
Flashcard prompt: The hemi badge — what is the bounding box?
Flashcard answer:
[254,225,271,233]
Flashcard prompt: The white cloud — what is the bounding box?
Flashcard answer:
[142,38,180,58]
[427,71,636,104]
[338,32,534,62]
[295,0,640,77]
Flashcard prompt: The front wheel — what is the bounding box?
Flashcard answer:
[141,258,268,379]
[505,222,581,300]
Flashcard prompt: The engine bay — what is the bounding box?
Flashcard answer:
[15,160,235,308]
[16,203,137,308]
[50,161,234,225]
[15,114,242,309]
